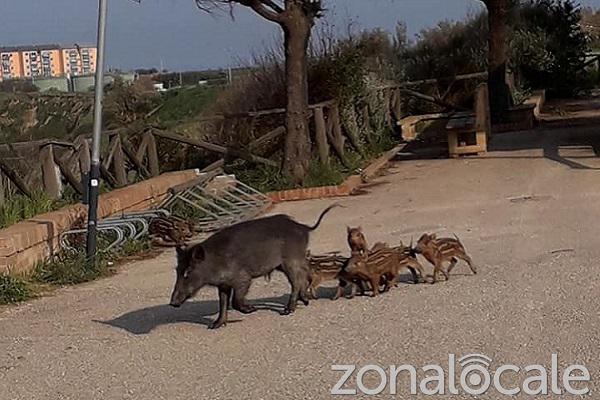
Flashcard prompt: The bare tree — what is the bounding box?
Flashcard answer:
[480,0,513,122]
[194,0,323,183]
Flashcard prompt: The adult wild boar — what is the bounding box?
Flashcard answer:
[169,204,339,329]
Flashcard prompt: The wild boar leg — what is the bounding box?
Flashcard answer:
[369,276,381,297]
[307,275,321,300]
[407,267,420,284]
[409,261,426,284]
[332,281,345,300]
[297,270,311,306]
[209,286,231,330]
[348,281,358,299]
[432,261,447,284]
[446,257,459,274]
[280,260,307,314]
[461,253,477,274]
[440,261,450,281]
[231,276,257,314]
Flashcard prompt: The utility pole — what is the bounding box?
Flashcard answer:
[85,0,108,264]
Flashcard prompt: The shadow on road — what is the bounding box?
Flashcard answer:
[395,123,600,170]
[96,295,289,334]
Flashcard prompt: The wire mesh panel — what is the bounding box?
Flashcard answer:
[59,171,270,252]
[160,173,271,235]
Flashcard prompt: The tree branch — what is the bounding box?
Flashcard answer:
[194,0,229,13]
[239,0,284,23]
[261,0,284,14]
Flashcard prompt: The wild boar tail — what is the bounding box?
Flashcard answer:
[453,233,464,246]
[309,203,341,231]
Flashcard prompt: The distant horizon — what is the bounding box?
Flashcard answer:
[2,0,600,72]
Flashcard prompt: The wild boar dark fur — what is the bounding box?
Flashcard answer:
[169,204,339,329]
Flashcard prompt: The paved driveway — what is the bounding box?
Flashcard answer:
[2,138,600,399]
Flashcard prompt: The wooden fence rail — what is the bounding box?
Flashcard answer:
[0,87,405,203]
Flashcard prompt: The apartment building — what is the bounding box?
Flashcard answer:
[0,44,97,81]
[0,49,24,80]
[62,46,97,77]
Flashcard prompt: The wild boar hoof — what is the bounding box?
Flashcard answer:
[236,305,257,314]
[208,320,227,330]
[281,307,295,315]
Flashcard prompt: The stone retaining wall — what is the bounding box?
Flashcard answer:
[0,169,201,275]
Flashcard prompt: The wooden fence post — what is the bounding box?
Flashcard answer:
[361,104,374,145]
[122,137,151,178]
[145,131,160,177]
[0,159,32,198]
[40,144,61,199]
[326,103,351,168]
[103,134,119,170]
[53,151,83,195]
[112,134,128,187]
[392,88,402,120]
[75,137,91,202]
[136,134,149,163]
[0,174,4,207]
[383,88,393,128]
[99,164,118,188]
[75,137,91,177]
[314,106,329,164]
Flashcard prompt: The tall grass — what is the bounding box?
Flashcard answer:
[0,191,56,229]
[0,275,32,305]
[32,252,113,286]
[157,86,219,124]
[0,235,152,305]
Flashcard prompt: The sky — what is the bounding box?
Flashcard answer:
[1,0,600,71]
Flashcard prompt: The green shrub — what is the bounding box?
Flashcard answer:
[227,164,292,193]
[32,251,113,286]
[117,236,152,258]
[0,275,32,305]
[397,14,488,82]
[513,0,589,97]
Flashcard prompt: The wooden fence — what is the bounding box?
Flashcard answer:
[0,69,499,204]
[0,91,407,204]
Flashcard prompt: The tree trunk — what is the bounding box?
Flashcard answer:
[281,2,312,184]
[486,0,512,123]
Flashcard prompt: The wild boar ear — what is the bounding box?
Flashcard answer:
[346,226,352,233]
[191,245,205,262]
[357,226,362,232]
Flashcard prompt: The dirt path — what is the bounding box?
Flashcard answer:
[2,140,600,399]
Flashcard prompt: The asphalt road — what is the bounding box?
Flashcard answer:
[2,133,600,399]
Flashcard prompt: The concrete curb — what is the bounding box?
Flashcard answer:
[268,143,404,203]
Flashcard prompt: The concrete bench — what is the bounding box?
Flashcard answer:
[524,90,545,119]
[398,111,472,141]
[493,103,537,133]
